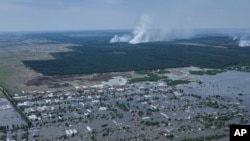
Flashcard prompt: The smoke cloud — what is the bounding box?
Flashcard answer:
[110,14,195,44]
[110,10,250,45]
[232,34,250,47]
[129,14,156,44]
[239,39,250,47]
[109,35,131,43]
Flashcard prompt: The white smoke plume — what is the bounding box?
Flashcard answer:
[129,14,156,44]
[110,14,195,44]
[109,35,131,43]
[235,35,250,47]
[233,35,238,41]
[109,14,155,44]
[239,39,250,47]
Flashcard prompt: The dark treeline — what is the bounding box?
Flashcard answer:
[23,32,250,75]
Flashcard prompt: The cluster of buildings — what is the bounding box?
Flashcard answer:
[6,76,248,141]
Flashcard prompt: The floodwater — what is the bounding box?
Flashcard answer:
[0,98,25,126]
[177,71,250,109]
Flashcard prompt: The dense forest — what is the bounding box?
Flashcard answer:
[23,31,250,75]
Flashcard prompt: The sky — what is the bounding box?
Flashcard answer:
[1,0,250,32]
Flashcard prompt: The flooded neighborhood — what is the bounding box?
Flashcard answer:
[1,67,250,141]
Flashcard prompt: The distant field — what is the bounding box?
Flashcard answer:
[0,56,16,92]
[0,91,4,98]
[0,63,13,84]
[0,33,75,93]
[22,32,250,75]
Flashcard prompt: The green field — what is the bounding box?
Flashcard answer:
[0,66,13,84]
[0,59,15,92]
[189,69,225,75]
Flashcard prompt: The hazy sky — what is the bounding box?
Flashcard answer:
[1,0,250,32]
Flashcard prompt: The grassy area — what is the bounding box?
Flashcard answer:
[130,72,191,86]
[129,73,166,83]
[130,71,191,86]
[227,64,250,72]
[0,62,15,93]
[115,102,129,112]
[189,69,224,75]
[156,69,170,74]
[135,70,153,75]
[0,91,4,98]
[0,65,14,84]
[0,67,12,80]
[0,53,46,93]
[165,79,190,86]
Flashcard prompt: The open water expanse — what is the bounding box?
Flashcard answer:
[177,71,250,109]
